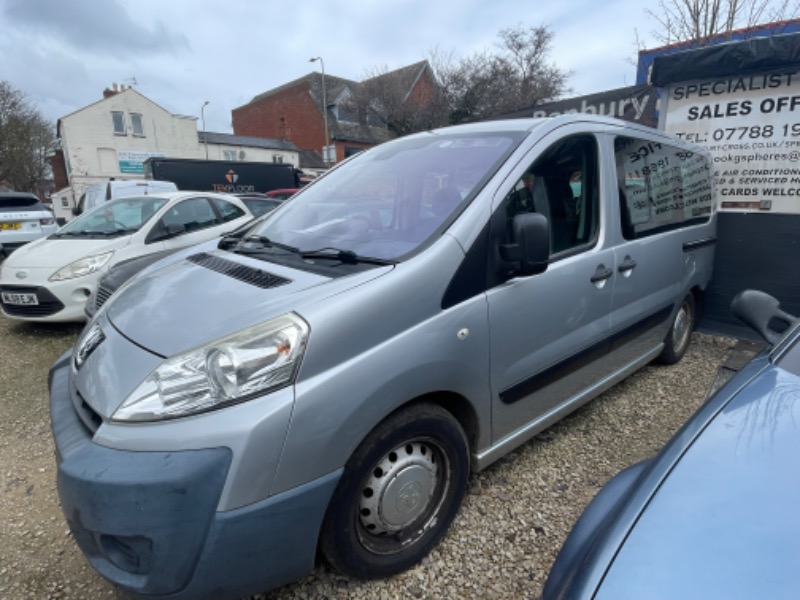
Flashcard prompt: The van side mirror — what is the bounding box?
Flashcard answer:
[499,213,549,275]
[71,206,81,216]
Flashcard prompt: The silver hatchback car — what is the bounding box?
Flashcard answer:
[49,115,717,599]
[0,192,57,255]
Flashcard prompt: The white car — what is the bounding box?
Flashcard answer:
[0,192,58,254]
[0,191,253,322]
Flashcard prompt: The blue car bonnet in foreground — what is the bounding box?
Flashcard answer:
[543,290,800,600]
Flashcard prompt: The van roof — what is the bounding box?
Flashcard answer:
[109,180,177,188]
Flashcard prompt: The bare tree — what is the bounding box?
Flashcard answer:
[351,24,571,135]
[434,25,571,124]
[0,81,56,193]
[430,49,498,125]
[495,25,569,108]
[647,0,800,46]
[355,62,448,137]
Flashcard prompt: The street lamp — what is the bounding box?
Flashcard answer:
[201,100,210,159]
[309,57,330,167]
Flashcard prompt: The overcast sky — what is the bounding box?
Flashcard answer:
[0,0,659,134]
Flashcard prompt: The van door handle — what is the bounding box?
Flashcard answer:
[618,256,637,273]
[590,265,614,283]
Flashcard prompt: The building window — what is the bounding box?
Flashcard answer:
[131,113,144,137]
[112,111,126,135]
[334,102,358,123]
[273,155,284,163]
[222,150,238,161]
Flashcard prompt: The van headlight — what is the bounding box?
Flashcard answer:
[49,251,114,281]
[113,313,310,422]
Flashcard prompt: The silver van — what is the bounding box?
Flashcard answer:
[48,115,716,599]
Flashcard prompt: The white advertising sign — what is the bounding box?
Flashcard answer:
[118,150,166,174]
[663,70,800,213]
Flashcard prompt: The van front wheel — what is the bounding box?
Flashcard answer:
[658,293,695,365]
[319,403,469,579]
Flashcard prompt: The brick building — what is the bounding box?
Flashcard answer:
[232,61,436,165]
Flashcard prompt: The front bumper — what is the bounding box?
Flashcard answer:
[0,268,92,321]
[49,352,342,599]
[0,283,67,319]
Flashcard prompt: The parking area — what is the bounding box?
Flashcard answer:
[0,312,736,599]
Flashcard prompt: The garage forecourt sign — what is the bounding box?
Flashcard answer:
[661,69,800,214]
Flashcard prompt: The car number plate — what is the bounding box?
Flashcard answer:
[1,292,38,305]
[0,222,21,230]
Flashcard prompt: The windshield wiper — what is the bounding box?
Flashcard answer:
[234,237,395,266]
[234,235,300,254]
[85,230,131,237]
[52,228,134,238]
[299,247,396,265]
[51,230,94,237]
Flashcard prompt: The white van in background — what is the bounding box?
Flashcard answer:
[51,187,75,226]
[73,180,178,217]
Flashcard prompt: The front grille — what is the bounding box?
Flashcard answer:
[187,252,291,289]
[0,285,65,317]
[72,389,102,435]
[94,283,114,311]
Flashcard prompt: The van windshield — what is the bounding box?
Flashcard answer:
[252,131,525,261]
[54,195,168,237]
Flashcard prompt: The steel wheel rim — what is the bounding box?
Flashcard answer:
[357,437,451,555]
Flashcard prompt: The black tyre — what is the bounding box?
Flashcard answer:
[319,403,469,579]
[658,293,695,365]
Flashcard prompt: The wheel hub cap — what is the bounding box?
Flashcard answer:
[360,442,438,534]
[674,304,690,348]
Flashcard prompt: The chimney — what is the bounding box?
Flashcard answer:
[103,82,123,99]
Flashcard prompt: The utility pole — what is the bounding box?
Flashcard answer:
[309,57,330,167]
[201,101,210,159]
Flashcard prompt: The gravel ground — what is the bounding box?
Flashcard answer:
[0,311,737,600]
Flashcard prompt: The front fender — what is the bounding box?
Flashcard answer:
[272,295,491,495]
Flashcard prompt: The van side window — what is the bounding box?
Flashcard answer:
[211,197,247,223]
[615,136,714,240]
[160,197,219,233]
[503,134,599,255]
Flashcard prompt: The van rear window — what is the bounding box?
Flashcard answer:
[615,136,714,239]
